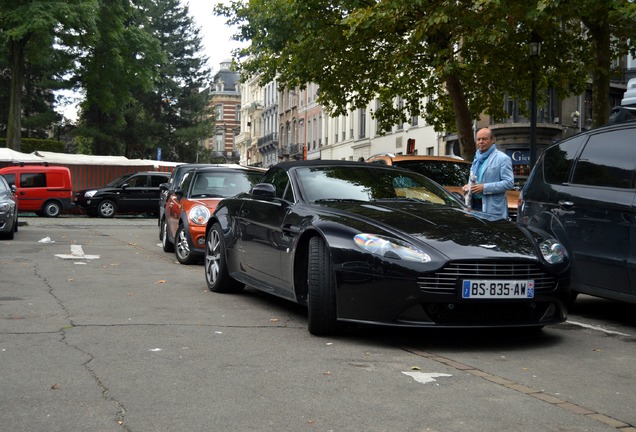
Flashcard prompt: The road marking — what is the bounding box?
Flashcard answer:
[566,320,631,337]
[402,371,452,384]
[55,245,100,260]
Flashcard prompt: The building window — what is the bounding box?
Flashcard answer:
[396,97,404,130]
[358,108,366,139]
[214,131,225,152]
[214,104,223,120]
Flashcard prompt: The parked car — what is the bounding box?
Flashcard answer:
[0,174,18,239]
[0,165,72,217]
[518,120,636,305]
[366,154,521,220]
[204,160,570,335]
[73,171,170,217]
[159,163,211,236]
[158,163,218,241]
[162,166,264,264]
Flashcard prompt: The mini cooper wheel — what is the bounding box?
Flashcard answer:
[97,200,116,218]
[205,223,243,293]
[307,236,338,336]
[162,219,174,252]
[42,200,62,217]
[175,225,197,265]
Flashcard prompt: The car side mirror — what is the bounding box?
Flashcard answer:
[10,185,17,193]
[174,187,184,199]
[251,183,276,199]
[121,183,129,190]
[159,182,169,191]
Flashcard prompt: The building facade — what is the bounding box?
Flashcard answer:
[206,60,241,162]
[236,74,264,167]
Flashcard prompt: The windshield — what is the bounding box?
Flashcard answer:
[296,165,463,207]
[189,171,262,198]
[392,160,470,187]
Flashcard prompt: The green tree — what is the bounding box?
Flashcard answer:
[0,0,96,151]
[76,0,163,156]
[563,0,636,127]
[130,0,214,162]
[216,0,615,159]
[75,0,212,161]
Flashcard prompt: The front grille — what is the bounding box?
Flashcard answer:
[418,261,558,295]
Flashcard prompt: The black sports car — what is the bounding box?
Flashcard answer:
[204,160,570,335]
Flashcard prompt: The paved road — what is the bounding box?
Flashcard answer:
[1,215,635,432]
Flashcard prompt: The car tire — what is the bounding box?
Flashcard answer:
[175,225,197,265]
[307,236,338,336]
[42,200,62,217]
[205,223,244,293]
[162,219,174,253]
[97,200,116,218]
[159,217,165,241]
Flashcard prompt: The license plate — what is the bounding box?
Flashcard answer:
[462,280,535,299]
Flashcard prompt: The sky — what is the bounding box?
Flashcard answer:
[59,0,240,122]
[185,0,242,75]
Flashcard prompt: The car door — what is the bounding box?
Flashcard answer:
[16,171,47,212]
[166,172,193,240]
[237,168,296,297]
[118,174,149,212]
[558,128,636,295]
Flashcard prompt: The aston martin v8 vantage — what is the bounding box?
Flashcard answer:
[204,160,570,335]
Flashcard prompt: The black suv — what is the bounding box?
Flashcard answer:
[518,120,636,305]
[74,171,170,217]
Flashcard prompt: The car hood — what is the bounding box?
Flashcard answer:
[317,201,537,259]
[186,197,224,209]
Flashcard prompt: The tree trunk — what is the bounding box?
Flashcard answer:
[582,13,611,128]
[591,22,611,128]
[7,37,29,151]
[445,73,476,161]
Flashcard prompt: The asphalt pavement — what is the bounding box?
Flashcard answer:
[1,215,635,432]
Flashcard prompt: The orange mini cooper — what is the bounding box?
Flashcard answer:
[161,165,264,264]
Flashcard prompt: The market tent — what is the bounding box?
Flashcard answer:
[0,148,45,164]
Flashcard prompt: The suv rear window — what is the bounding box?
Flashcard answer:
[571,129,635,189]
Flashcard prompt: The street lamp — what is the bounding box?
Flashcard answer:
[529,32,542,170]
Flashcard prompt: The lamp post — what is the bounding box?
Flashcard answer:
[529,32,542,170]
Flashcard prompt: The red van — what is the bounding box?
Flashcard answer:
[0,165,72,217]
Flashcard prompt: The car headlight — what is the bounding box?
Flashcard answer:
[354,234,431,263]
[84,190,98,198]
[539,239,565,264]
[0,202,10,213]
[189,205,211,225]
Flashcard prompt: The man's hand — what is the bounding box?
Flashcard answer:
[470,183,484,194]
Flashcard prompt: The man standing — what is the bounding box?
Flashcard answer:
[463,128,514,219]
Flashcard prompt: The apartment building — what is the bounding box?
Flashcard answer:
[206,60,241,162]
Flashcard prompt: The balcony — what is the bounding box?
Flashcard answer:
[258,132,278,153]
